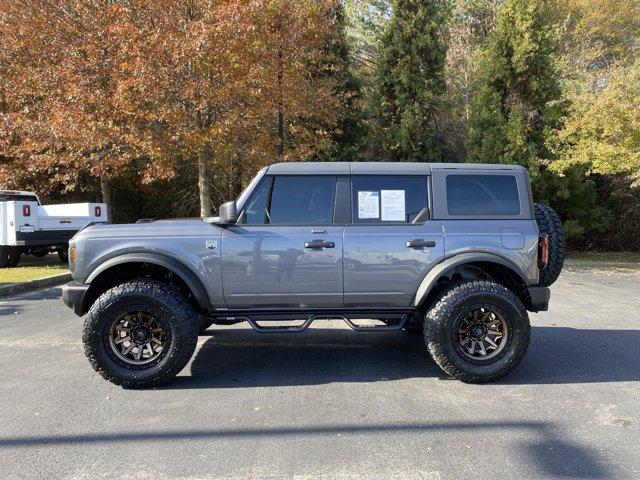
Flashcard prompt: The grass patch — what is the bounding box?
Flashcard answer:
[567,252,640,264]
[0,264,69,287]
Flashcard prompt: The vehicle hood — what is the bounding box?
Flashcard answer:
[72,219,223,241]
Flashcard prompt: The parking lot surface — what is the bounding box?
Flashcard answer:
[1,264,639,479]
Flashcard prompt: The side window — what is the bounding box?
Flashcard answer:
[351,176,428,224]
[446,175,520,216]
[269,176,336,224]
[241,178,271,224]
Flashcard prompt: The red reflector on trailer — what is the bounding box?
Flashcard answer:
[23,204,31,216]
[95,206,101,217]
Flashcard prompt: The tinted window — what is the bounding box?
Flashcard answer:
[352,176,428,223]
[269,176,336,224]
[241,178,270,224]
[0,194,38,203]
[447,175,520,215]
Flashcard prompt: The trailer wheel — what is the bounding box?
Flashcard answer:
[7,247,21,268]
[0,246,8,268]
[58,248,69,263]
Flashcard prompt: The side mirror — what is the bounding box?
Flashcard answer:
[218,201,238,224]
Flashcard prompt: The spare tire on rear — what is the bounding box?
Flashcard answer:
[535,204,565,286]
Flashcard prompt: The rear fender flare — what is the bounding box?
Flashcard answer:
[414,253,526,307]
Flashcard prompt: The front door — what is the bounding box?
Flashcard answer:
[221,175,344,309]
[343,175,445,307]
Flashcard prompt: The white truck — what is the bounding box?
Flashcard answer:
[0,190,107,268]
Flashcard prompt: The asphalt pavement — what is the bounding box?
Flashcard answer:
[0,264,639,479]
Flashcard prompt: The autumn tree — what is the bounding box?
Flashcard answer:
[0,1,151,219]
[371,0,452,162]
[551,0,640,184]
[1,0,345,218]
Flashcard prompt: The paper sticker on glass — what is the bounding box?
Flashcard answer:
[381,190,405,221]
[358,191,379,219]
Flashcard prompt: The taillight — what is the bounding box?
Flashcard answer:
[538,234,549,268]
[95,206,101,217]
[23,204,31,216]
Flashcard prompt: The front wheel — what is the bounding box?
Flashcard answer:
[83,279,199,388]
[0,246,9,268]
[424,280,530,383]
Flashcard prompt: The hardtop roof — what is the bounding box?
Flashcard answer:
[265,162,526,175]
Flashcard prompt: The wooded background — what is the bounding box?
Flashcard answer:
[1,0,638,250]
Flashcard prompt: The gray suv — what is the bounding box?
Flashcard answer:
[62,162,565,387]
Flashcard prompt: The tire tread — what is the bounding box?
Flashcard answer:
[424,280,530,383]
[82,278,198,388]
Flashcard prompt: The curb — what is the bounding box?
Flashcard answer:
[0,273,72,299]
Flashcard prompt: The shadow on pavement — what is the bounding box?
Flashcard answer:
[181,328,442,388]
[0,420,610,478]
[170,325,640,389]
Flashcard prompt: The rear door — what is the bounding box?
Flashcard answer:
[343,175,445,307]
[221,175,345,309]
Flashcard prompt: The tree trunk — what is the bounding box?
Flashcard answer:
[197,151,213,217]
[100,177,112,223]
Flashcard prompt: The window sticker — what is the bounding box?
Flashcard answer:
[381,190,405,221]
[358,191,379,219]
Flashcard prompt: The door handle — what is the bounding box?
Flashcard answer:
[304,239,335,249]
[405,239,435,248]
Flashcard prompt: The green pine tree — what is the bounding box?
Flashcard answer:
[466,0,562,179]
[371,0,453,162]
[308,3,365,162]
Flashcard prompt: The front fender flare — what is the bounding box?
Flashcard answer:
[414,253,526,307]
[85,253,211,310]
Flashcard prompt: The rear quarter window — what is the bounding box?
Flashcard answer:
[446,175,520,216]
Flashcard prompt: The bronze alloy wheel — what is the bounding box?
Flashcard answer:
[456,307,508,361]
[108,310,168,365]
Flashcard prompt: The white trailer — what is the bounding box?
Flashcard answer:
[0,190,107,268]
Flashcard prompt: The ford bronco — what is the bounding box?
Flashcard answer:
[62,162,565,387]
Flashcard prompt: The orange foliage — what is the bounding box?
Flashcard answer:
[0,0,342,209]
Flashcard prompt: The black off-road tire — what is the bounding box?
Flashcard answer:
[0,246,9,268]
[57,248,69,263]
[424,280,530,383]
[83,279,198,388]
[535,203,565,287]
[7,246,21,268]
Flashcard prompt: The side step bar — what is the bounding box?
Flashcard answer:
[214,314,410,334]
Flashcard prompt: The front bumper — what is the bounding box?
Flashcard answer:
[527,286,550,312]
[62,281,89,316]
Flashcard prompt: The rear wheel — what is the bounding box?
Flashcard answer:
[83,279,198,388]
[424,280,530,383]
[7,247,21,268]
[535,203,565,286]
[57,248,69,263]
